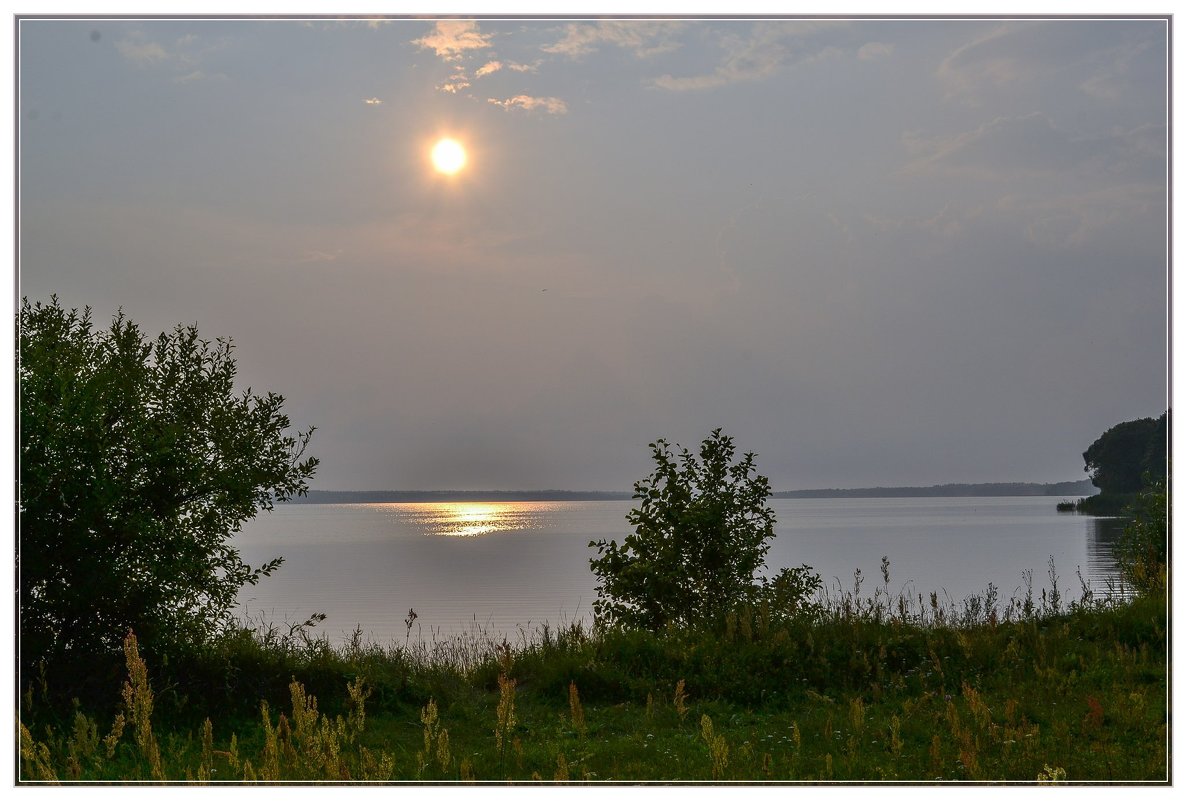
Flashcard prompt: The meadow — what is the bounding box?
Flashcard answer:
[19,567,1167,784]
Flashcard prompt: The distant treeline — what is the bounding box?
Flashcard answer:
[292,489,633,504]
[772,480,1096,499]
[293,481,1096,504]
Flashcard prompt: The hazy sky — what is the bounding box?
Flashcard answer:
[17,17,1169,491]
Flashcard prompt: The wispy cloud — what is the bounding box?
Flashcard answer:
[903,113,1086,179]
[857,42,894,61]
[487,95,568,114]
[543,21,684,58]
[298,248,344,264]
[412,20,493,61]
[934,21,1165,107]
[175,70,227,83]
[116,36,169,65]
[653,24,842,91]
[468,59,540,81]
[438,73,471,94]
[115,30,228,82]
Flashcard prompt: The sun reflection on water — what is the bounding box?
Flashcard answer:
[407,502,549,537]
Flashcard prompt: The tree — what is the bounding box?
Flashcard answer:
[1082,412,1168,496]
[1115,479,1168,595]
[590,429,808,630]
[19,297,318,665]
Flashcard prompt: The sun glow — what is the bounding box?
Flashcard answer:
[431,138,467,175]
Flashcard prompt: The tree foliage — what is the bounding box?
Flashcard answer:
[590,429,815,631]
[1115,479,1168,595]
[1082,412,1168,496]
[19,297,318,664]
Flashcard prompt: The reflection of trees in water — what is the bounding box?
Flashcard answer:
[1086,516,1129,597]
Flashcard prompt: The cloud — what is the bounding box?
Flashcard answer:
[936,21,1166,109]
[174,70,227,83]
[999,184,1164,249]
[543,21,684,58]
[857,41,894,61]
[363,97,383,105]
[487,95,568,114]
[116,37,169,64]
[1078,37,1160,101]
[115,30,229,81]
[902,113,1075,178]
[474,59,539,79]
[438,76,470,94]
[654,25,841,91]
[900,113,1156,182]
[298,248,344,264]
[412,20,493,61]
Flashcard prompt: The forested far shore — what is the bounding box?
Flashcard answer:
[291,480,1096,504]
[773,480,1096,499]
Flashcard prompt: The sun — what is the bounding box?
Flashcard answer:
[431,138,467,175]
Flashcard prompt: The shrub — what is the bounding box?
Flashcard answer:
[590,429,815,630]
[1114,479,1168,594]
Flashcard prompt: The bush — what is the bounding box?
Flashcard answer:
[590,429,816,630]
[19,297,318,670]
[1115,479,1168,594]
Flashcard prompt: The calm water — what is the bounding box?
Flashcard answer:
[233,497,1125,644]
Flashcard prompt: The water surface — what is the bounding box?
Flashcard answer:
[233,497,1124,644]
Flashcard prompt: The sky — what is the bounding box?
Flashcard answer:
[16,16,1169,492]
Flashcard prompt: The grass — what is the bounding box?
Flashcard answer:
[17,565,1168,784]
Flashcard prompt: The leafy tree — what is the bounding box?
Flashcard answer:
[1082,412,1168,496]
[1115,478,1168,595]
[590,429,815,630]
[19,297,318,666]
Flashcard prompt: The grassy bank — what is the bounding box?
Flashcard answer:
[19,579,1168,783]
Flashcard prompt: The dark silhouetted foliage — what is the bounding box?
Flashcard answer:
[19,297,318,671]
[1082,412,1168,496]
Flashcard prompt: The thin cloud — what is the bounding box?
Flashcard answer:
[487,95,568,114]
[412,20,493,61]
[543,21,684,58]
[116,37,169,65]
[438,76,471,94]
[474,59,536,79]
[902,113,1092,180]
[175,70,227,83]
[933,21,1162,106]
[857,42,894,61]
[298,249,344,264]
[653,25,841,91]
[115,30,228,81]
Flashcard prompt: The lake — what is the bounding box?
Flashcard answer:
[233,497,1125,645]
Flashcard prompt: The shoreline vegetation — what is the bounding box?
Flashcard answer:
[19,570,1167,783]
[292,480,1096,504]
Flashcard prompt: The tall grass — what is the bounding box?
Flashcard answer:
[17,560,1166,783]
